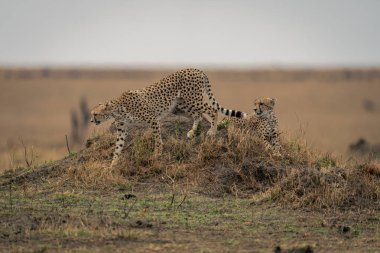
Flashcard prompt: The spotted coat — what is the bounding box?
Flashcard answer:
[90,68,246,166]
[225,98,282,156]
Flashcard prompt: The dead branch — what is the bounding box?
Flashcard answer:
[177,194,187,209]
[65,134,71,155]
[20,138,32,168]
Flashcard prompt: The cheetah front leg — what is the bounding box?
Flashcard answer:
[187,115,202,138]
[272,145,282,157]
[270,135,282,157]
[139,109,164,155]
[262,138,274,153]
[175,101,201,138]
[149,119,163,156]
[110,122,127,167]
[263,135,282,157]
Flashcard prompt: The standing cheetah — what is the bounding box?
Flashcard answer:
[90,68,246,166]
[224,97,282,156]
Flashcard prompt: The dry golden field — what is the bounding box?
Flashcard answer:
[1,68,380,169]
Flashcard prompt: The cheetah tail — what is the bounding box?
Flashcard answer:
[203,75,247,118]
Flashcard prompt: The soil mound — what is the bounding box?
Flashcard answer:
[2,113,379,209]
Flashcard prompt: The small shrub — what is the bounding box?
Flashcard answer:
[315,154,336,169]
[361,162,380,176]
[217,119,229,130]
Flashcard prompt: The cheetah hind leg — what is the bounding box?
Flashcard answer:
[203,103,218,136]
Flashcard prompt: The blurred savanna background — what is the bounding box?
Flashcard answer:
[1,1,380,252]
[1,0,380,170]
[1,68,380,170]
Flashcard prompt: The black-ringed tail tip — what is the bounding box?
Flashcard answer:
[221,108,247,118]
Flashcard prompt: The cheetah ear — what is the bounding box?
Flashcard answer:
[105,101,113,108]
[270,98,276,107]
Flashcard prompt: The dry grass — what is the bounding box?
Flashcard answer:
[5,113,379,211]
[362,161,380,176]
[1,111,380,252]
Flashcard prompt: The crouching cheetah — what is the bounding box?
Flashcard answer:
[224,97,282,156]
[90,68,246,166]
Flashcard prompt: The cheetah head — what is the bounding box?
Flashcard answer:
[90,102,114,125]
[253,97,276,118]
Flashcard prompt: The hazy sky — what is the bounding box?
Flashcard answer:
[0,0,379,67]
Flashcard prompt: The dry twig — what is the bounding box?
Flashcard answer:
[20,138,33,168]
[65,134,71,155]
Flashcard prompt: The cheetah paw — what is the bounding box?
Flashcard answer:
[206,129,216,136]
[187,130,195,138]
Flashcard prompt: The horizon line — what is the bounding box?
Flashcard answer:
[1,62,380,70]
